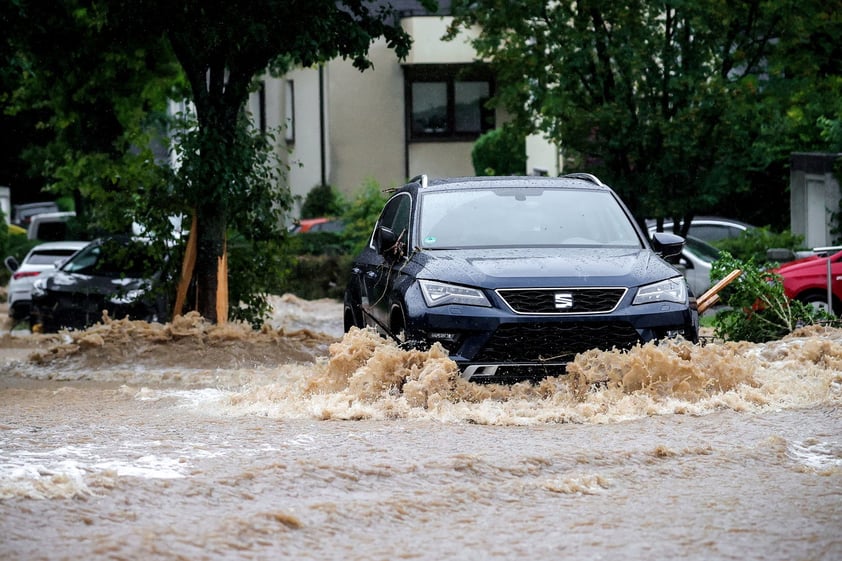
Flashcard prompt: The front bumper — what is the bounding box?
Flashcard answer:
[402,284,697,381]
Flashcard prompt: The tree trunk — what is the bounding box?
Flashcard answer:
[194,188,227,324]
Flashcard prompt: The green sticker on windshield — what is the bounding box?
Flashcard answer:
[424,236,437,244]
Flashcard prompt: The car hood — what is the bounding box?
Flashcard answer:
[775,250,841,274]
[39,271,151,296]
[412,247,680,288]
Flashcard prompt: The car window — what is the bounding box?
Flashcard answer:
[419,188,642,249]
[373,193,411,245]
[26,249,79,266]
[688,224,742,242]
[684,237,721,261]
[62,240,154,277]
[33,221,69,242]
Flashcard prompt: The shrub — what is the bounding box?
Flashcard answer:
[274,179,389,302]
[709,251,833,342]
[277,254,355,300]
[339,178,387,256]
[471,126,526,176]
[714,227,805,264]
[300,183,346,219]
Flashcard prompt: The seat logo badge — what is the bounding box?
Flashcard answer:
[554,293,574,309]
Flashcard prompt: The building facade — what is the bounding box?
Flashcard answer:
[245,2,559,218]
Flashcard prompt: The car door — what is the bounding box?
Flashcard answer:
[359,193,412,331]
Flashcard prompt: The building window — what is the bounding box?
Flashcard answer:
[285,80,295,143]
[405,65,494,141]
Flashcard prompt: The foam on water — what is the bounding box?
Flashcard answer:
[202,325,842,426]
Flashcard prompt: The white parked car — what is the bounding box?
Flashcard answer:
[4,241,89,323]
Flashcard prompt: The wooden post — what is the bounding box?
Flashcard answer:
[697,269,742,314]
[216,233,228,324]
[173,212,198,317]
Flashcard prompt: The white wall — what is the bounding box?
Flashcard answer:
[327,39,408,197]
[285,68,326,213]
[408,142,476,179]
[790,153,842,249]
[402,16,480,64]
[526,134,561,176]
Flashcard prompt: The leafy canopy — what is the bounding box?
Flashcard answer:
[449,0,842,232]
[4,0,437,324]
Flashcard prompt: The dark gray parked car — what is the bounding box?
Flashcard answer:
[30,236,169,332]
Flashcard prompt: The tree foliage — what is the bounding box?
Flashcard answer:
[4,0,436,324]
[2,0,185,233]
[710,252,834,342]
[449,0,842,233]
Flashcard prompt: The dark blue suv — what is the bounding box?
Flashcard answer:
[344,174,698,382]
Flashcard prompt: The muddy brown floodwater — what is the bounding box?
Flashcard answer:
[1,294,840,561]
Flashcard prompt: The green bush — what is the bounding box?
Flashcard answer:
[471,126,526,176]
[300,183,346,219]
[339,178,387,256]
[277,254,355,300]
[709,251,834,342]
[274,179,389,302]
[713,227,805,264]
[227,235,293,328]
[285,231,351,256]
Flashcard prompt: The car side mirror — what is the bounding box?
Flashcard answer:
[376,226,404,261]
[4,255,19,273]
[651,232,685,259]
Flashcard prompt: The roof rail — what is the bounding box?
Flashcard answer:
[408,174,428,188]
[561,173,605,186]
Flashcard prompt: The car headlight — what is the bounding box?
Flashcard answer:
[109,289,145,305]
[419,280,491,308]
[633,277,687,305]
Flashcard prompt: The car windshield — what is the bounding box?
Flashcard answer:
[61,239,155,277]
[27,249,79,266]
[418,188,642,249]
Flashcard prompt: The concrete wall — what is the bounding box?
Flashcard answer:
[790,152,842,249]
[326,39,408,197]
[526,134,561,176]
[285,68,327,212]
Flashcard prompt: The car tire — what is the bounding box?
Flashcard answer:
[343,294,364,332]
[797,290,840,316]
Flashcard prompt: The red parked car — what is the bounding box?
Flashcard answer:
[774,249,842,315]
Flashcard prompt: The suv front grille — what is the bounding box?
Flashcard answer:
[472,322,641,364]
[497,287,626,314]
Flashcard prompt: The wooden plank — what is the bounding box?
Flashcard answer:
[216,234,228,324]
[697,269,741,314]
[173,212,198,317]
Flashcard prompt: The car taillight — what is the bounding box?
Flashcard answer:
[12,271,40,280]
